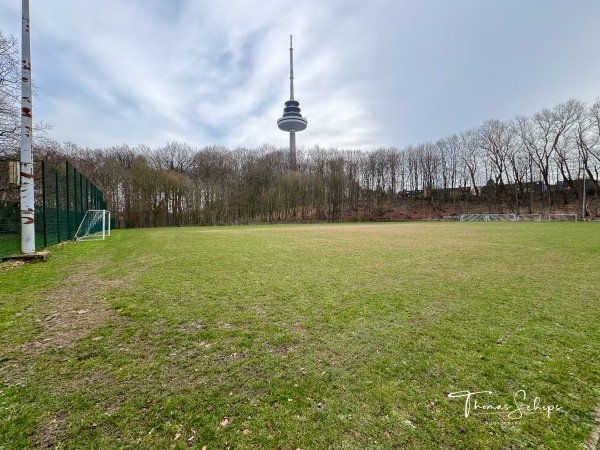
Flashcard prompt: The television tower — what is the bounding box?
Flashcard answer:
[277,35,307,170]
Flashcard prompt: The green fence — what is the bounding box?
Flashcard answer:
[0,160,108,260]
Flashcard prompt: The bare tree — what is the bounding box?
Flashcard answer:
[578,100,600,186]
[514,113,553,210]
[575,99,600,217]
[418,142,440,207]
[504,119,533,213]
[458,129,482,198]
[477,119,516,211]
[550,99,584,204]
[444,135,462,203]
[0,31,20,156]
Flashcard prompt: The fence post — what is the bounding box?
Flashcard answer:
[73,165,78,233]
[66,161,71,239]
[79,171,83,217]
[55,168,60,243]
[73,164,77,236]
[41,160,48,247]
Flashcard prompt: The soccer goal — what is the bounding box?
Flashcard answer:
[460,214,488,222]
[516,214,542,221]
[486,214,516,222]
[460,213,516,222]
[74,210,111,241]
[548,213,577,222]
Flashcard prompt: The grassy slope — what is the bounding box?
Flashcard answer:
[0,223,598,449]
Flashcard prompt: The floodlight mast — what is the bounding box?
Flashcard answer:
[20,0,35,254]
[277,35,307,171]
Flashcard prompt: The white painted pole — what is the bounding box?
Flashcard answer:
[102,210,106,240]
[582,168,586,222]
[20,0,35,254]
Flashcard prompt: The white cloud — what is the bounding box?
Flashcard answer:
[1,0,600,151]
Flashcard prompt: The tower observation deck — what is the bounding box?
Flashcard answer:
[277,35,307,170]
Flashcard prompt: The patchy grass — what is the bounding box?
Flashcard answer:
[1,222,599,449]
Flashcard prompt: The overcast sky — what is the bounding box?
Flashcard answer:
[1,0,600,151]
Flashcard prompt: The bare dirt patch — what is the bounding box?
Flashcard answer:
[34,410,68,449]
[1,264,142,390]
[588,402,600,450]
[29,269,129,354]
[2,269,128,387]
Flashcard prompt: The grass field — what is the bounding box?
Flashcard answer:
[0,234,20,261]
[1,223,599,449]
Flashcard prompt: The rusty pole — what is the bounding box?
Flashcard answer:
[20,0,35,254]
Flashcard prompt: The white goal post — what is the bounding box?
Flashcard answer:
[548,214,577,222]
[74,210,111,241]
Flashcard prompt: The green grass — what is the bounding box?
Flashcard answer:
[1,223,599,449]
[0,234,20,260]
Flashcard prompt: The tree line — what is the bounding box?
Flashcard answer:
[29,97,600,227]
[2,31,599,227]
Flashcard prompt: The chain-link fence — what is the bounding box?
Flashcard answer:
[0,160,109,259]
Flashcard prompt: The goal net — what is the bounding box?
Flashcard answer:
[516,214,542,221]
[443,216,460,221]
[460,214,516,222]
[548,214,577,222]
[460,214,488,222]
[487,214,516,221]
[74,210,111,241]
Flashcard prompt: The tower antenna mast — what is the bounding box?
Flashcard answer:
[289,35,294,100]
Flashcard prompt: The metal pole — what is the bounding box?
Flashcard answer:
[66,161,70,238]
[73,166,78,228]
[20,0,35,254]
[289,35,294,100]
[41,160,47,247]
[55,169,60,243]
[79,172,83,217]
[73,164,77,234]
[582,168,586,222]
